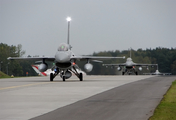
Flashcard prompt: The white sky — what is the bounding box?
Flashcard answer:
[1,0,176,56]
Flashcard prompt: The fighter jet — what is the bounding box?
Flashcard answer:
[8,17,124,81]
[103,49,157,75]
[144,70,171,75]
[144,64,171,75]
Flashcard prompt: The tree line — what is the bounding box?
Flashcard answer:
[0,43,176,76]
[0,43,37,76]
[78,48,176,75]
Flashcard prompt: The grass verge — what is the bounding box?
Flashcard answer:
[149,80,176,120]
[0,71,11,78]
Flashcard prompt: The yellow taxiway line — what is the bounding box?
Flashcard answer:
[0,82,51,90]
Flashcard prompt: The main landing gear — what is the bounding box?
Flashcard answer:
[50,68,59,81]
[50,73,54,81]
[135,71,138,75]
[50,73,58,81]
[79,73,83,81]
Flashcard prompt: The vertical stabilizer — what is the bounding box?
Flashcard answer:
[67,21,70,45]
[129,48,132,58]
[66,17,71,45]
[130,48,131,58]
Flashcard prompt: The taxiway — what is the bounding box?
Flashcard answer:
[0,75,175,120]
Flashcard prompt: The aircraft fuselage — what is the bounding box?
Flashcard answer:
[55,51,73,69]
[54,43,74,70]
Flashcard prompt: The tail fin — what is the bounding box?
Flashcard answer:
[31,65,47,76]
[129,47,132,58]
[67,17,71,45]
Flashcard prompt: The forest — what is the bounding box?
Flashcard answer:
[0,43,176,76]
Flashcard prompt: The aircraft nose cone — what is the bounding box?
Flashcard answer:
[55,52,70,63]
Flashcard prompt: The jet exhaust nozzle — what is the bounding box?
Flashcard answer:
[84,63,93,72]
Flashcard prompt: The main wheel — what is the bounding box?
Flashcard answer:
[122,72,125,75]
[135,72,138,75]
[50,73,54,81]
[79,73,83,81]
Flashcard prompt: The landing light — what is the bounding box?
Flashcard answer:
[66,17,71,22]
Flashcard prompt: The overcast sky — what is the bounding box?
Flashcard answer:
[1,0,176,56]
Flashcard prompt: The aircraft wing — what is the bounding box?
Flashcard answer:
[103,63,157,67]
[102,63,126,67]
[143,72,171,75]
[134,64,157,67]
[71,56,125,62]
[157,73,171,75]
[143,73,153,75]
[164,73,172,75]
[7,56,55,62]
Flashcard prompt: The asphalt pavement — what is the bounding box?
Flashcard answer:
[0,75,175,120]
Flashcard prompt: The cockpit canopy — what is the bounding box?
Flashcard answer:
[127,58,132,61]
[58,43,69,51]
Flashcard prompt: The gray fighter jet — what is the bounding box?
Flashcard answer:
[144,64,171,75]
[103,49,157,75]
[7,17,125,81]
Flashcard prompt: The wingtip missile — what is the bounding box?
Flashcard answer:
[7,57,11,60]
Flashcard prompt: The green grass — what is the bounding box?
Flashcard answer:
[0,71,38,78]
[149,80,176,120]
[0,71,11,78]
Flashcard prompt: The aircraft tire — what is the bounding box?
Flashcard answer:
[63,76,65,81]
[50,73,54,81]
[79,73,83,81]
[122,72,125,75]
[135,72,138,75]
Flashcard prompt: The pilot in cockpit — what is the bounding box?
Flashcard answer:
[127,58,132,61]
[58,43,68,51]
